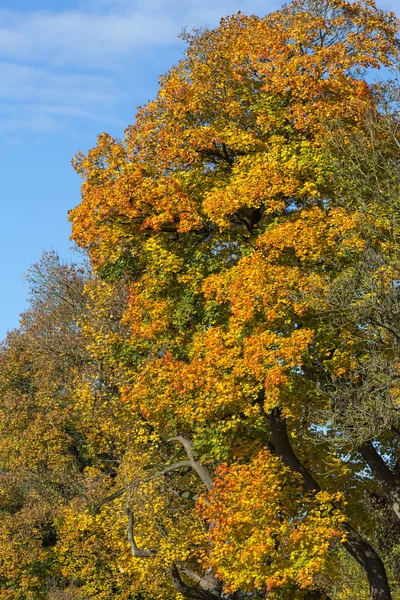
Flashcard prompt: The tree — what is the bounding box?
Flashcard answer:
[0,253,91,598]
[68,0,400,598]
[0,254,141,599]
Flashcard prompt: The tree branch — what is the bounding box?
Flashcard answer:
[266,407,319,493]
[155,460,192,477]
[168,436,214,491]
[358,440,400,520]
[391,425,400,438]
[91,460,193,514]
[125,507,155,558]
[91,486,127,514]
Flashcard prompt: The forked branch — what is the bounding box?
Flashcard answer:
[168,436,214,491]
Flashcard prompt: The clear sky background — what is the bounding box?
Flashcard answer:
[0,0,398,340]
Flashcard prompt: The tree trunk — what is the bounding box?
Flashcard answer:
[304,592,332,600]
[265,408,392,600]
[359,440,400,520]
[343,527,392,600]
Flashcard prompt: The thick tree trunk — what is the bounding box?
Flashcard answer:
[343,527,392,600]
[265,408,392,600]
[266,409,318,492]
[304,592,332,600]
[359,440,400,520]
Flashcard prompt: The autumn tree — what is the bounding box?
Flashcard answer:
[0,253,90,598]
[67,0,400,598]
[0,253,140,599]
[317,79,400,591]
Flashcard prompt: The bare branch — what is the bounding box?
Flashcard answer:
[154,460,192,477]
[91,460,193,514]
[168,436,214,491]
[91,487,127,514]
[125,507,155,558]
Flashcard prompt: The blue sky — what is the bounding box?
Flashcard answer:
[0,0,399,339]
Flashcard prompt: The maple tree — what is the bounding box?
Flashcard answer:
[68,0,400,597]
[1,0,400,599]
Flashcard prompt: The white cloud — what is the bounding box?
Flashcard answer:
[0,1,282,68]
[0,62,118,103]
[0,0,397,134]
[0,60,122,133]
[0,12,167,68]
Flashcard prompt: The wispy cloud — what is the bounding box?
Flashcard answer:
[0,58,122,133]
[0,0,397,133]
[0,1,202,133]
[0,0,275,69]
[0,9,178,68]
[0,62,118,103]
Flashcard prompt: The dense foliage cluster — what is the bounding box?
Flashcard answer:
[1,0,400,598]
